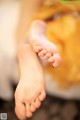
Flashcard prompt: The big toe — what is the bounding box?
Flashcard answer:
[15,103,26,120]
[52,53,62,68]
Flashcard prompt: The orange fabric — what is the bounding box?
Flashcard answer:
[32,3,80,88]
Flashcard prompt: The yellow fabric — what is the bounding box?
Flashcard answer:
[32,3,80,89]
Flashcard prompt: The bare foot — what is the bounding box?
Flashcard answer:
[30,20,61,68]
[15,45,46,120]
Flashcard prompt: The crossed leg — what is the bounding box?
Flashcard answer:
[15,20,62,120]
[15,44,46,120]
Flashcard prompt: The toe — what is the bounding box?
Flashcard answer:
[34,98,41,109]
[39,91,46,101]
[43,53,50,60]
[38,51,44,57]
[43,49,47,53]
[15,103,26,120]
[30,102,36,112]
[26,103,33,118]
[33,46,42,53]
[52,53,62,68]
[38,49,47,57]
[41,50,47,56]
[48,56,55,63]
[45,53,51,58]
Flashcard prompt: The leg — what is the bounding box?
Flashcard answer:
[30,20,62,68]
[15,44,46,120]
[16,0,43,43]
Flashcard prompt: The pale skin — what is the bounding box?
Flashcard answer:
[15,20,61,120]
[30,20,61,67]
[15,44,46,120]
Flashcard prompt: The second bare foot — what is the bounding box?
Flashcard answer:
[30,20,61,68]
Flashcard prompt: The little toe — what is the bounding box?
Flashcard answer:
[52,53,62,68]
[39,91,46,101]
[34,98,41,109]
[26,103,33,118]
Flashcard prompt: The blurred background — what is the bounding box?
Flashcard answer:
[0,0,80,120]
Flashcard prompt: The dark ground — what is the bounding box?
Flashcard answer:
[0,95,80,120]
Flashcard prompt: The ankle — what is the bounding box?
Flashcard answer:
[17,44,32,60]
